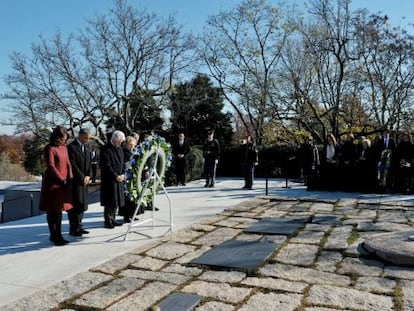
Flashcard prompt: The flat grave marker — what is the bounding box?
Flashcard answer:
[157,293,202,311]
[191,239,279,270]
[244,216,310,235]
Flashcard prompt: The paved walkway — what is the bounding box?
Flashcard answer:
[1,178,414,310]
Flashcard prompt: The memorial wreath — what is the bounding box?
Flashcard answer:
[125,134,172,207]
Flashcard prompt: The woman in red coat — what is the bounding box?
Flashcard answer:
[39,126,73,246]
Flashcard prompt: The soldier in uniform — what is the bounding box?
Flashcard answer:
[240,134,258,189]
[202,130,220,187]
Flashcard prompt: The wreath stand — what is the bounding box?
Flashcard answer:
[123,147,173,241]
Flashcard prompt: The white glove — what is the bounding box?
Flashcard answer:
[215,159,218,164]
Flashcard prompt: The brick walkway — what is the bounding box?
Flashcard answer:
[2,196,414,311]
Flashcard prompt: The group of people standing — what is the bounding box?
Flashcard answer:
[174,130,258,190]
[39,126,92,246]
[39,126,258,246]
[299,129,414,194]
[39,127,141,246]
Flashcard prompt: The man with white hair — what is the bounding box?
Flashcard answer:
[99,130,126,228]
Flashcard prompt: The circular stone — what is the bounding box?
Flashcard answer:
[363,231,414,266]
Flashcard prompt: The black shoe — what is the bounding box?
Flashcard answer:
[50,237,69,246]
[53,239,69,246]
[204,183,209,187]
[69,230,83,237]
[208,183,214,188]
[104,222,114,229]
[50,236,69,242]
[181,183,186,186]
[113,221,123,226]
[80,229,90,234]
[124,216,139,223]
[144,206,159,211]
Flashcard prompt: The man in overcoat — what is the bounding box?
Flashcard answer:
[172,131,191,186]
[99,130,126,228]
[67,128,92,236]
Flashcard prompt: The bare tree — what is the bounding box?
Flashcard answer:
[281,0,414,141]
[354,12,414,131]
[2,0,196,143]
[200,0,295,145]
[279,36,326,143]
[300,0,360,138]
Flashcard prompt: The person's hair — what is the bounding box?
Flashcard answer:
[49,126,67,146]
[362,138,371,148]
[79,128,90,136]
[111,130,125,143]
[124,136,137,146]
[326,133,337,145]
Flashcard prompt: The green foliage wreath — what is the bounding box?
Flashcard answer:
[125,134,172,207]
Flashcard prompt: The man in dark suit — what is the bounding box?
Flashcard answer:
[99,130,126,228]
[172,131,191,186]
[67,128,92,236]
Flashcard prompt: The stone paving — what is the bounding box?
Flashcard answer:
[2,195,414,311]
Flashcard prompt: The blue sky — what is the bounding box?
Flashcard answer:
[0,0,413,135]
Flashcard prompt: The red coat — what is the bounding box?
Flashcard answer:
[39,144,73,212]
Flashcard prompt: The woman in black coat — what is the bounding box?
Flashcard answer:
[355,138,376,193]
[120,135,144,222]
[394,133,414,194]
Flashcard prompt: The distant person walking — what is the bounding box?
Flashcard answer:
[202,130,220,187]
[99,130,126,228]
[172,131,191,186]
[67,128,92,236]
[39,126,73,246]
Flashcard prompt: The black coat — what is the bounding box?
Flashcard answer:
[298,142,319,175]
[203,139,220,163]
[240,142,258,164]
[99,143,125,208]
[172,139,191,170]
[68,140,91,211]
